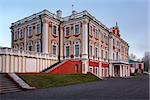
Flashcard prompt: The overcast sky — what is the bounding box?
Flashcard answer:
[0,0,149,59]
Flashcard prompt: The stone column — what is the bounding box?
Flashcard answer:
[120,65,123,77]
[60,25,64,61]
[112,65,115,77]
[42,17,49,54]
[109,64,113,77]
[82,18,89,74]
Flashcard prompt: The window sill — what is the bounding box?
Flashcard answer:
[52,34,58,38]
[28,35,33,38]
[35,33,41,36]
[65,35,71,39]
[73,34,80,37]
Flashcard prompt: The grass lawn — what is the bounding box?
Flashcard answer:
[18,74,100,89]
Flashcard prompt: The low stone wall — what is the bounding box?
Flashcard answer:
[0,48,58,73]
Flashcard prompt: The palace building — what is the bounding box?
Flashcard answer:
[8,9,130,78]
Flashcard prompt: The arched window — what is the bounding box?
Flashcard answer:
[27,41,33,51]
[35,40,41,52]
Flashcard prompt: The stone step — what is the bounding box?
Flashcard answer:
[0,73,22,94]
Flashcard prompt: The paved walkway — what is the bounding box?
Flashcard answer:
[0,75,149,100]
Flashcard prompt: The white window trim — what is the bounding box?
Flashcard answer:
[52,44,58,56]
[95,46,99,60]
[64,42,71,59]
[89,44,94,59]
[36,23,41,34]
[89,25,92,35]
[74,23,80,35]
[74,41,80,59]
[28,26,32,36]
[35,40,41,52]
[95,67,99,76]
[19,43,23,50]
[65,26,70,36]
[52,24,58,36]
[27,41,33,51]
[89,66,93,73]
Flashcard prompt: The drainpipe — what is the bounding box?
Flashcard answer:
[39,15,43,52]
[58,22,61,62]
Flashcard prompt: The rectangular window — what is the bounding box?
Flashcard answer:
[37,24,41,33]
[96,47,98,58]
[106,51,108,59]
[65,27,70,36]
[53,25,57,35]
[101,50,103,59]
[96,29,99,38]
[90,45,92,57]
[95,68,98,75]
[113,39,115,45]
[89,25,92,35]
[75,24,79,34]
[28,26,32,36]
[53,45,57,55]
[20,29,23,39]
[113,53,115,60]
[75,44,79,57]
[66,46,70,57]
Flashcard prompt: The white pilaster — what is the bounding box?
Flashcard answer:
[82,18,89,74]
[42,18,49,54]
[82,18,88,60]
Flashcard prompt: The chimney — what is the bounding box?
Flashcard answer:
[56,10,62,18]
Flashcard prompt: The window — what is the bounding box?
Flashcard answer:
[95,68,98,75]
[27,41,33,51]
[53,25,57,35]
[101,32,104,42]
[20,43,23,50]
[20,29,23,39]
[89,25,92,35]
[106,51,108,59]
[28,26,32,36]
[65,27,70,36]
[95,29,99,38]
[35,40,41,52]
[101,49,103,59]
[90,45,93,57]
[15,31,18,40]
[14,44,19,50]
[116,52,118,60]
[102,69,104,76]
[66,46,70,57]
[96,47,98,58]
[75,44,80,57]
[113,53,115,60]
[36,24,41,33]
[75,24,80,34]
[113,39,115,45]
[52,45,57,55]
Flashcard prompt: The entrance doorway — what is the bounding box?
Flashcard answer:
[114,65,120,77]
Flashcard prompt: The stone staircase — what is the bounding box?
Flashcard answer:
[0,73,22,94]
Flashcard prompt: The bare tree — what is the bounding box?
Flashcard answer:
[142,52,150,71]
[129,53,137,60]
